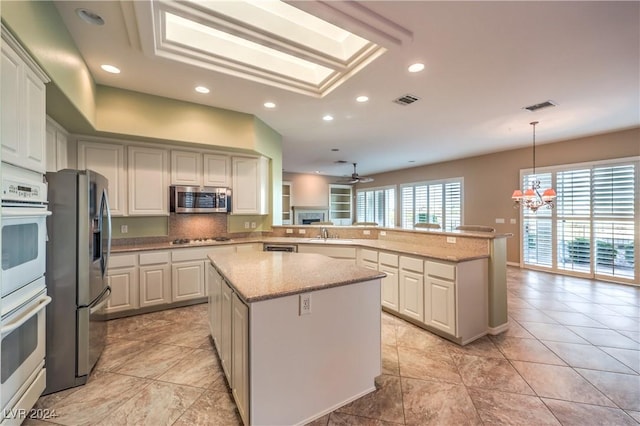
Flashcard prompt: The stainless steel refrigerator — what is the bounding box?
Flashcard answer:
[44,169,112,395]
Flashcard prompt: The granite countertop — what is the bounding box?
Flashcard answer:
[209,251,386,303]
[112,236,490,262]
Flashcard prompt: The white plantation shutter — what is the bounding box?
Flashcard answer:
[592,164,635,279]
[356,186,396,226]
[401,178,462,230]
[520,159,637,283]
[445,182,462,230]
[523,217,553,267]
[556,169,591,273]
[401,185,414,228]
[522,172,553,268]
[356,192,365,222]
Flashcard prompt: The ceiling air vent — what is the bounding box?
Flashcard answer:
[393,94,420,106]
[523,100,557,112]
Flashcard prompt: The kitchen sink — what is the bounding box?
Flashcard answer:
[307,238,353,243]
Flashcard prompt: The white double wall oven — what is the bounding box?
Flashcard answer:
[1,163,51,422]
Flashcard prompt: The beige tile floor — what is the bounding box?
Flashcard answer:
[26,267,640,425]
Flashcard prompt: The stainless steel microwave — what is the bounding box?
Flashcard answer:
[170,186,231,213]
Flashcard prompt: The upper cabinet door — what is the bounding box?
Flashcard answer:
[1,43,22,165]
[23,67,46,172]
[78,141,127,216]
[204,154,230,187]
[232,156,269,215]
[1,34,48,173]
[128,146,169,216]
[171,150,202,186]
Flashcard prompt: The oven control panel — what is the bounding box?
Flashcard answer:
[2,177,48,204]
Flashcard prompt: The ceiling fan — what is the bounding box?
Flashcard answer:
[336,163,374,184]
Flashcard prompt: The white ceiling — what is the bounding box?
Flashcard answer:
[53,1,640,178]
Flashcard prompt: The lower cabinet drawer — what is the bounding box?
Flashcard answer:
[426,260,455,280]
[139,251,170,265]
[400,256,423,273]
[379,252,399,267]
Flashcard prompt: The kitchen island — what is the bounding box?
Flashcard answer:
[206,251,385,426]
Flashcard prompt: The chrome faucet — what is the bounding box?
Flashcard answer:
[320,227,329,240]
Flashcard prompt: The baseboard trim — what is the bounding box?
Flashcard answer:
[507,261,520,267]
[488,322,510,335]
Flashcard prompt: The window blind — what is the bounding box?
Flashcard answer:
[521,160,637,283]
[356,186,395,227]
[400,178,462,230]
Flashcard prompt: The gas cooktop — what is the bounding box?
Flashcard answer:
[170,237,231,245]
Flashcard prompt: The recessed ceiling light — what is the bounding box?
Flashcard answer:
[100,64,120,74]
[264,102,276,109]
[195,86,210,94]
[356,95,369,103]
[76,8,104,25]
[408,63,425,73]
[323,115,334,121]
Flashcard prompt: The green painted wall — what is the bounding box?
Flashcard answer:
[95,86,257,151]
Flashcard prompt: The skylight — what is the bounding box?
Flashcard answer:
[146,0,386,97]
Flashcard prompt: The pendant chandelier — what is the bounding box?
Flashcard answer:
[512,121,556,212]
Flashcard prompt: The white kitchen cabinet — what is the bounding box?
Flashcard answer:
[138,251,171,308]
[171,150,201,186]
[379,252,400,312]
[128,146,169,215]
[231,292,249,425]
[106,254,139,314]
[220,278,233,382]
[425,276,456,335]
[171,151,230,187]
[78,141,127,216]
[424,259,488,344]
[45,117,68,172]
[172,261,205,302]
[357,248,378,270]
[204,154,230,187]
[232,156,269,215]
[398,256,424,322]
[207,263,223,350]
[1,30,49,174]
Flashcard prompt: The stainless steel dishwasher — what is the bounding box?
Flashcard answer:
[263,244,298,252]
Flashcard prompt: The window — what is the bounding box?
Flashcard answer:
[356,186,395,227]
[400,178,462,230]
[521,159,637,283]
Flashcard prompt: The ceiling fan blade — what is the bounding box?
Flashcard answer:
[358,177,374,183]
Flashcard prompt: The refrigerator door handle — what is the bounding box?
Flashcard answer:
[100,188,112,278]
[79,285,111,309]
[89,287,111,314]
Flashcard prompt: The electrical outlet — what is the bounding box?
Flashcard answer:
[510,218,517,224]
[363,230,371,235]
[120,225,128,234]
[286,228,293,234]
[380,231,386,236]
[298,229,306,234]
[446,237,456,244]
[244,222,250,229]
[300,293,312,315]
[251,222,256,229]
[495,218,505,224]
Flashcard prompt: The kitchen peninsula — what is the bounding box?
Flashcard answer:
[206,251,385,426]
